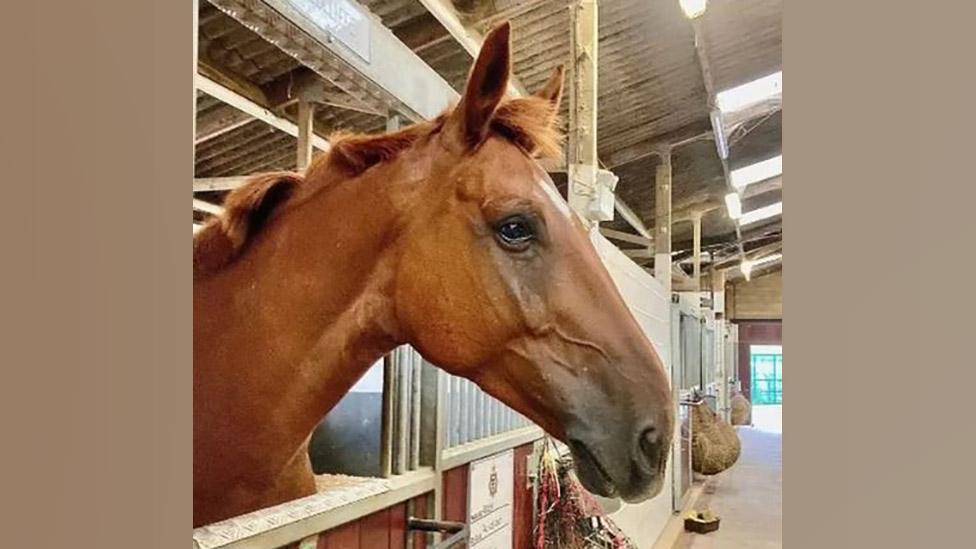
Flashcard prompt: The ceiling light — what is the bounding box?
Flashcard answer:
[679,0,708,19]
[724,192,742,219]
[716,71,782,114]
[710,110,729,159]
[731,155,782,189]
[740,202,782,226]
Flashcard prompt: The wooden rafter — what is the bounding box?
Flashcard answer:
[195,72,330,151]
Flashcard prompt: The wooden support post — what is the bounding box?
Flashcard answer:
[692,211,702,296]
[654,148,672,293]
[712,269,726,317]
[567,0,599,223]
[297,99,315,171]
[192,0,199,169]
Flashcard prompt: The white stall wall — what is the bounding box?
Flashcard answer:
[589,231,675,548]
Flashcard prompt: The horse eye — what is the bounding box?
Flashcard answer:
[495,216,535,250]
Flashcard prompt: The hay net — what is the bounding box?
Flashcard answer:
[690,390,742,475]
[533,438,637,549]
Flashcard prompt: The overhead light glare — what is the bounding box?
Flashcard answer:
[724,192,742,219]
[740,259,752,281]
[679,0,708,19]
[710,110,729,159]
[740,202,782,226]
[731,155,782,189]
[752,253,782,267]
[716,71,782,114]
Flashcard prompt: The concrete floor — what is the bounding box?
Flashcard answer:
[751,405,783,434]
[672,407,783,549]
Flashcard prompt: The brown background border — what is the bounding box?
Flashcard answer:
[1,1,973,548]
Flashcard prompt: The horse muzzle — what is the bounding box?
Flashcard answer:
[566,418,671,503]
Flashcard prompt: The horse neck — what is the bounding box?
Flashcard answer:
[195,166,407,446]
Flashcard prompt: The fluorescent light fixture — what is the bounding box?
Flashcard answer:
[710,110,729,159]
[731,155,782,189]
[740,202,782,226]
[679,0,708,19]
[724,192,742,219]
[716,71,782,114]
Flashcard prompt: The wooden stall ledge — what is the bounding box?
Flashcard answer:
[192,469,437,549]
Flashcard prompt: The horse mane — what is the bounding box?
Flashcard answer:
[193,172,303,277]
[193,95,562,277]
[317,94,562,177]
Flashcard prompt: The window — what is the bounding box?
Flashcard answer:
[750,345,782,405]
[716,71,782,114]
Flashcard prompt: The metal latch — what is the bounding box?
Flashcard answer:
[407,517,468,549]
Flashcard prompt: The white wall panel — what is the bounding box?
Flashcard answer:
[589,231,675,548]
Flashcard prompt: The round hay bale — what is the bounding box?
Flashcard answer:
[730,391,752,426]
[691,402,741,475]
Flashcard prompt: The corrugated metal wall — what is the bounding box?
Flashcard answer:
[728,270,782,320]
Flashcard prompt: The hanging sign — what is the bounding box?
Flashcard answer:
[283,0,371,62]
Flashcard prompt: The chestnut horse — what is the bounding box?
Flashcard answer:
[193,22,673,527]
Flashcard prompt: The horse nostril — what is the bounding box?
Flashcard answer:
[639,426,661,459]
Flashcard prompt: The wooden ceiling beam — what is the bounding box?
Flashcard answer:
[195,106,255,145]
[193,198,224,216]
[599,228,652,247]
[194,176,249,193]
[195,71,330,151]
[605,119,713,168]
[394,11,454,52]
[197,54,271,108]
[263,68,384,116]
[613,196,653,240]
[194,51,332,152]
[211,0,457,121]
[416,0,530,97]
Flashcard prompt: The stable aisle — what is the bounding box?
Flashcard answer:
[673,410,783,549]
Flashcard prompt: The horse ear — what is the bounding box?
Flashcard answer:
[534,65,564,113]
[220,172,302,250]
[445,22,512,151]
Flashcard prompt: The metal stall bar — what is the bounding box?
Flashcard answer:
[409,348,422,471]
[443,368,453,448]
[449,375,461,448]
[476,385,486,441]
[458,379,469,446]
[395,347,411,474]
[381,352,395,477]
